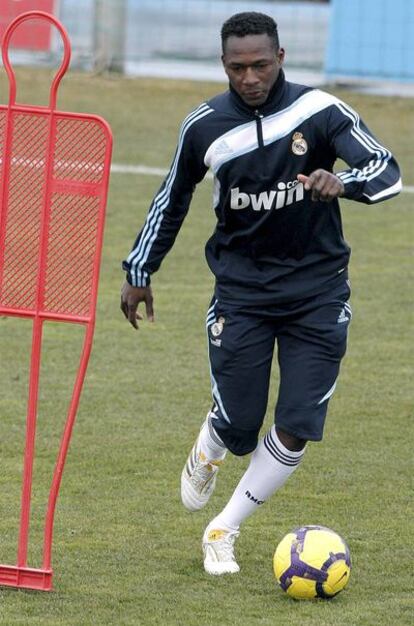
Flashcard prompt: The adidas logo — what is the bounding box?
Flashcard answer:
[337,305,351,324]
[215,139,233,156]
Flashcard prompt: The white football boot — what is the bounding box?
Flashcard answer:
[181,431,223,511]
[202,524,240,575]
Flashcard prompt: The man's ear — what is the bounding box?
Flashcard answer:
[277,48,286,65]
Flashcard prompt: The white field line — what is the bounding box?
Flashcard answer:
[111,163,414,193]
[111,162,214,180]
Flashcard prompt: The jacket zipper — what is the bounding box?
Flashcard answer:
[254,109,264,148]
[254,110,267,177]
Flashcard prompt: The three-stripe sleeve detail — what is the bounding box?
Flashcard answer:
[335,101,391,183]
[126,103,213,286]
[334,101,401,200]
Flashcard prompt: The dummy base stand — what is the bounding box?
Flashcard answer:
[0,564,53,591]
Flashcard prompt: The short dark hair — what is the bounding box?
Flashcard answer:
[221,12,279,53]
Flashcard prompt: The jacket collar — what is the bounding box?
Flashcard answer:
[229,69,287,117]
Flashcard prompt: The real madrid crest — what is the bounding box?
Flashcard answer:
[211,316,225,338]
[291,132,308,156]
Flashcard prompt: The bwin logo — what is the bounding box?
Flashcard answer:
[245,490,265,505]
[230,180,304,211]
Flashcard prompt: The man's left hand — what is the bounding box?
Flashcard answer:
[297,170,345,202]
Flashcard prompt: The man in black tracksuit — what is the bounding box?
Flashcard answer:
[121,12,401,575]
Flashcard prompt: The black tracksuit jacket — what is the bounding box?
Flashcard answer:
[123,71,401,307]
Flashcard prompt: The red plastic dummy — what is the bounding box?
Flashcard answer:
[0,11,112,590]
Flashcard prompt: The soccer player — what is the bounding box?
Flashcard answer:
[121,12,401,575]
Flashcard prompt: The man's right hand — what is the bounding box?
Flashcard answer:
[120,282,154,330]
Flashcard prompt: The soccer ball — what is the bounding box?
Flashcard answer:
[273,525,351,600]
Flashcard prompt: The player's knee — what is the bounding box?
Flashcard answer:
[276,427,307,451]
[212,422,259,456]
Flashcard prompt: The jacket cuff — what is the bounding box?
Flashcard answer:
[122,260,151,287]
[336,170,362,200]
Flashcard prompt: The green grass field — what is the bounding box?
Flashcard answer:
[0,68,413,625]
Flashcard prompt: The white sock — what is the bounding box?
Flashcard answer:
[198,413,227,462]
[211,426,305,530]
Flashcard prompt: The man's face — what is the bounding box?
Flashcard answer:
[222,34,284,107]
